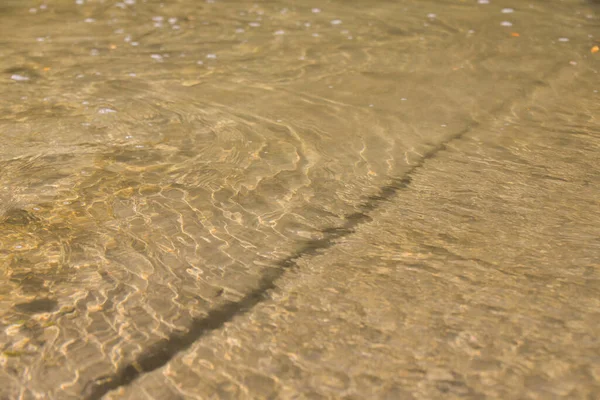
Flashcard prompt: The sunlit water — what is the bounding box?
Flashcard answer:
[1,0,599,398]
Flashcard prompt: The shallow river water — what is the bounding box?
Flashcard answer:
[1,0,599,399]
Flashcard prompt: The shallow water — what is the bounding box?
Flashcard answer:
[0,0,599,398]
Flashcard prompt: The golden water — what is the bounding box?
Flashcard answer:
[1,0,599,398]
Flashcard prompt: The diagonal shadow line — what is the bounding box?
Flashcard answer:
[83,68,559,400]
[83,120,478,400]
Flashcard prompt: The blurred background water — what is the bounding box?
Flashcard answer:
[0,0,599,398]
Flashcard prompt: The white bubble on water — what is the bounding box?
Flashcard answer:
[274,30,285,35]
[500,21,513,27]
[11,74,29,82]
[331,19,342,25]
[501,8,514,13]
[98,108,116,114]
[558,37,569,42]
[312,8,321,13]
[151,54,163,61]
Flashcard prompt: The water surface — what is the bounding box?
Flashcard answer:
[1,0,599,398]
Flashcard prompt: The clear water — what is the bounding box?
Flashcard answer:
[1,0,599,398]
